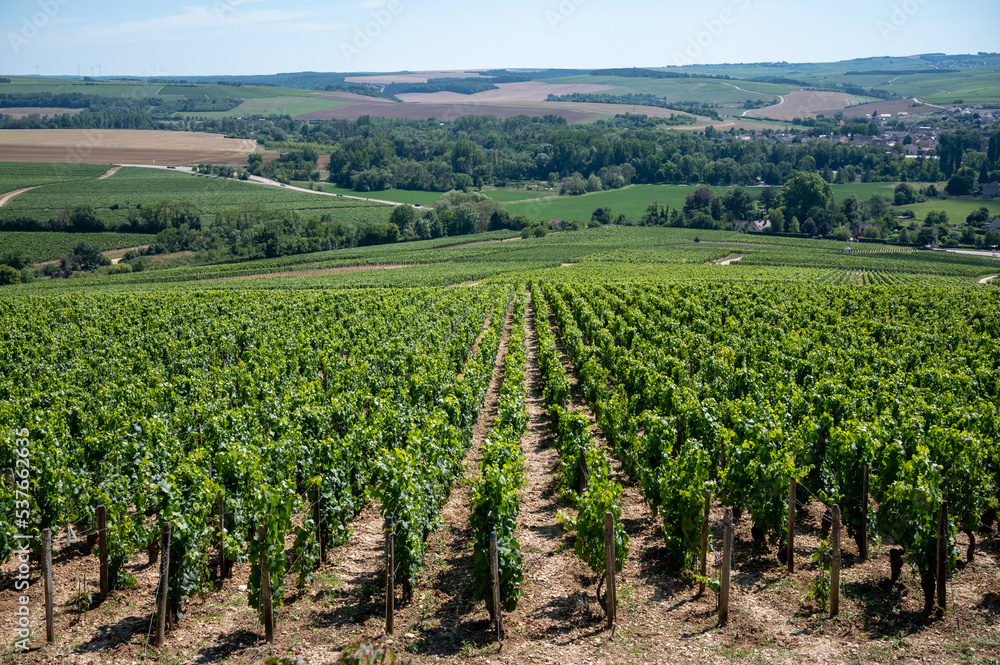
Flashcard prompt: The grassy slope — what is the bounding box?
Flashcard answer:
[501,183,931,221]
[191,97,353,119]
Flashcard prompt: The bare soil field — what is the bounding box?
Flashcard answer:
[312,91,395,104]
[745,90,854,120]
[344,71,491,84]
[0,130,257,165]
[294,102,595,123]
[0,107,84,119]
[818,98,937,117]
[397,81,618,104]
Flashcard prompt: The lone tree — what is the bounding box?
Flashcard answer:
[781,172,833,223]
[389,205,418,231]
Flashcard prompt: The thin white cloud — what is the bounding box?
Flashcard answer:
[362,0,389,8]
[77,6,311,41]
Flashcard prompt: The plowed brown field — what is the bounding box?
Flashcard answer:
[0,129,256,165]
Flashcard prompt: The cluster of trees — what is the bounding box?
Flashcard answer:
[316,113,960,193]
[108,190,552,266]
[246,148,320,182]
[0,201,201,234]
[0,249,33,285]
[587,172,899,237]
[587,171,998,248]
[382,78,500,96]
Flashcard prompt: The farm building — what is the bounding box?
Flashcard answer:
[988,216,1000,232]
[983,184,1000,199]
[734,219,772,233]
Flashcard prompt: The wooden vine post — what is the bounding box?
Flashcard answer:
[604,512,617,630]
[217,493,226,580]
[258,525,274,643]
[787,476,796,573]
[859,464,869,561]
[41,528,54,643]
[831,504,841,617]
[719,509,733,625]
[155,522,171,647]
[490,531,501,640]
[97,504,109,599]
[937,501,948,612]
[385,517,394,636]
[315,479,326,564]
[699,489,711,595]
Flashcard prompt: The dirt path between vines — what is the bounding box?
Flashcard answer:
[0,185,41,207]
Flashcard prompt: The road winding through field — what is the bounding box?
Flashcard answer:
[114,163,421,209]
[0,185,41,208]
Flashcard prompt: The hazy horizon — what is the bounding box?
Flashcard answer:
[2,0,997,78]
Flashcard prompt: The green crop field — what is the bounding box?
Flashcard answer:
[0,231,158,263]
[190,96,353,119]
[503,185,737,221]
[0,76,314,99]
[0,167,393,226]
[893,197,1000,224]
[0,162,110,193]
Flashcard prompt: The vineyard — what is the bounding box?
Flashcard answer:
[2,228,1000,664]
[0,167,391,228]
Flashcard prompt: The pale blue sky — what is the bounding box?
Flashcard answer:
[1,0,996,76]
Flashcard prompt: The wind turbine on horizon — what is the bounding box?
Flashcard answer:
[34,63,39,76]
[76,62,81,77]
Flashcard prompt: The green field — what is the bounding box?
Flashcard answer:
[0,162,110,193]
[672,54,1000,104]
[1,231,158,263]
[0,76,314,101]
[894,197,1000,224]
[190,96,353,119]
[0,167,393,226]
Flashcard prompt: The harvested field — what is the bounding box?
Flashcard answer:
[0,129,256,165]
[0,107,84,119]
[820,97,937,117]
[295,101,595,123]
[313,90,395,104]
[745,90,853,119]
[398,81,618,104]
